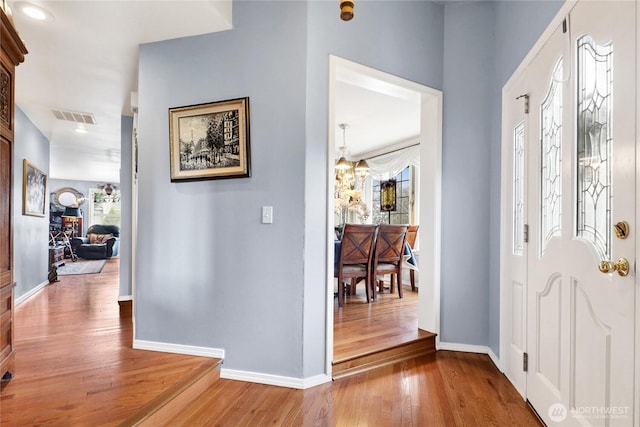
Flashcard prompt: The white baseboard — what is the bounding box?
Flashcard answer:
[118,295,132,302]
[438,341,503,371]
[132,340,333,390]
[16,280,49,306]
[487,348,502,372]
[220,369,331,390]
[438,341,489,353]
[133,340,225,359]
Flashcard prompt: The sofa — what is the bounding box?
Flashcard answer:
[71,224,120,259]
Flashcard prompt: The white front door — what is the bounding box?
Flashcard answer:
[503,1,637,425]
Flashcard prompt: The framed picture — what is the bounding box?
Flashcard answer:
[169,97,251,181]
[23,159,47,217]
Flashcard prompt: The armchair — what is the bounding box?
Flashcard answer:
[71,224,120,259]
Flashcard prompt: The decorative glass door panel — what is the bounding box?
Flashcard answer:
[513,121,525,256]
[540,59,563,256]
[576,35,613,260]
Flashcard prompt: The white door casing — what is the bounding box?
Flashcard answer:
[326,56,443,375]
[501,1,637,426]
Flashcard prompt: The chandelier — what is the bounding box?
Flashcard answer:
[335,123,370,223]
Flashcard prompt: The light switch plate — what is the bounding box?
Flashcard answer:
[262,206,273,224]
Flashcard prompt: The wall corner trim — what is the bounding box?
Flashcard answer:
[437,341,503,372]
[220,369,331,390]
[16,280,49,306]
[133,340,225,359]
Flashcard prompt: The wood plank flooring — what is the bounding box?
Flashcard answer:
[0,258,214,426]
[1,258,541,426]
[334,281,428,360]
[167,352,541,426]
[332,283,436,378]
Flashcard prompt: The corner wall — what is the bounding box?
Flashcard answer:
[13,107,49,300]
[132,0,565,379]
[305,0,444,377]
[119,115,133,298]
[440,0,563,356]
[440,1,495,346]
[488,0,564,356]
[136,1,308,377]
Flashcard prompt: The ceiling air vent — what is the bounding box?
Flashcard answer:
[52,109,97,125]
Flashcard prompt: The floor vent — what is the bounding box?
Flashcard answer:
[52,109,97,125]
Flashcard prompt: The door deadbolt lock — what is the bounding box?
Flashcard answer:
[598,258,630,277]
[614,221,630,240]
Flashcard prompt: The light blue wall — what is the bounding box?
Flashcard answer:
[440,0,562,353]
[119,116,133,298]
[487,0,564,356]
[14,107,49,300]
[137,1,308,376]
[136,0,444,378]
[134,0,565,377]
[305,0,444,375]
[440,1,495,346]
[494,1,565,86]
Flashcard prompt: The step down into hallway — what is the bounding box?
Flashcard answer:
[118,358,222,427]
[332,331,437,380]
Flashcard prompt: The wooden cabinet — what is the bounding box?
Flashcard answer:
[49,246,65,266]
[0,7,28,381]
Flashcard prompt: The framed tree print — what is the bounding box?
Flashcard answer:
[169,97,251,181]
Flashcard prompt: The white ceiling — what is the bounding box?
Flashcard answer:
[9,0,232,183]
[334,69,421,160]
[10,0,419,183]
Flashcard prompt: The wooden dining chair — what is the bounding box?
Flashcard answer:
[406,225,419,291]
[334,224,378,307]
[372,224,408,300]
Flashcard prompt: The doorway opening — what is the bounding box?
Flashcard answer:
[326,56,443,375]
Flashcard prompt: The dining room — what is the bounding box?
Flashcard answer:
[331,151,433,377]
[329,57,441,378]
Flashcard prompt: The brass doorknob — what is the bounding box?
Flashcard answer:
[598,258,630,277]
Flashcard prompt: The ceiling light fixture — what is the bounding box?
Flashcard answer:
[354,159,370,175]
[335,123,369,224]
[14,2,54,23]
[336,123,369,177]
[340,0,354,21]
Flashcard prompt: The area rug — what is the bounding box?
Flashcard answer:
[56,259,106,276]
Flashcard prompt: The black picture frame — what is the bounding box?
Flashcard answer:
[23,159,47,217]
[169,97,251,181]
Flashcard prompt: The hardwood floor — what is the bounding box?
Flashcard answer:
[334,281,425,360]
[333,282,436,379]
[1,259,541,426]
[0,258,213,426]
[167,352,542,426]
